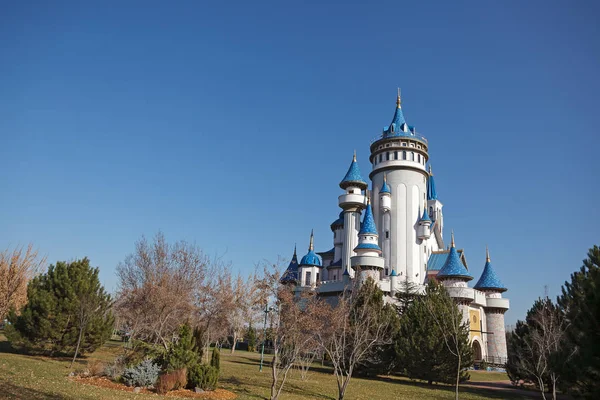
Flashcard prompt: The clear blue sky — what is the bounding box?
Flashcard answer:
[1,1,598,325]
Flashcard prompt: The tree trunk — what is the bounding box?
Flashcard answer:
[231,332,237,354]
[270,350,278,400]
[537,376,547,400]
[70,324,84,369]
[455,354,460,400]
[339,375,350,400]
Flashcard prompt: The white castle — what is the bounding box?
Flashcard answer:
[281,92,509,365]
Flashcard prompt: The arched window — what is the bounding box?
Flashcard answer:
[403,151,407,160]
[411,152,415,161]
[394,151,398,160]
[386,152,390,161]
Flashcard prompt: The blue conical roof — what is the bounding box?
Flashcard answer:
[427,166,438,201]
[359,203,378,235]
[421,206,431,222]
[380,176,391,194]
[382,93,414,138]
[474,250,506,292]
[340,153,368,189]
[299,231,322,267]
[280,245,299,284]
[437,233,472,281]
[330,211,344,230]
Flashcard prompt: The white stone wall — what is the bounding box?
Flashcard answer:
[485,311,508,362]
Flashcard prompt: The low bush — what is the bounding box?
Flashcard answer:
[122,358,160,388]
[87,359,106,377]
[104,355,126,380]
[187,364,219,391]
[157,368,187,394]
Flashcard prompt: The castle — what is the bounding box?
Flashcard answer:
[281,91,509,365]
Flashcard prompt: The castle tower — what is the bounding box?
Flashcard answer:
[417,201,432,240]
[351,195,385,284]
[298,230,322,287]
[338,152,368,277]
[370,92,429,283]
[474,247,510,363]
[427,165,444,238]
[379,173,391,276]
[436,232,474,323]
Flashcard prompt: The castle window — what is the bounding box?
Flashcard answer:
[333,274,337,281]
[394,151,398,160]
[411,152,415,161]
[418,154,421,163]
[403,151,407,160]
[385,268,389,276]
[378,154,382,163]
[305,271,312,286]
[316,272,320,282]
[402,142,407,147]
[386,152,390,161]
[385,231,389,239]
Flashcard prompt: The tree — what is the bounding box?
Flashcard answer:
[506,298,570,400]
[557,245,600,399]
[115,233,208,349]
[423,281,473,400]
[6,258,113,358]
[0,244,45,320]
[317,277,397,400]
[246,324,257,352]
[256,261,322,400]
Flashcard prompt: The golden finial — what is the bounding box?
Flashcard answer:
[366,190,371,204]
[486,245,490,262]
[353,150,356,162]
[396,88,402,108]
[309,230,314,251]
[450,230,455,248]
[383,173,387,184]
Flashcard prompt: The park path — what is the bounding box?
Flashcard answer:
[464,380,571,399]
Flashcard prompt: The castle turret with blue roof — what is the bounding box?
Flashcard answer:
[475,247,509,363]
[351,195,385,284]
[297,230,322,287]
[280,245,299,285]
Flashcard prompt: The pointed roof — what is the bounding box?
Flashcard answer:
[330,211,344,231]
[474,247,507,292]
[390,269,398,277]
[379,174,391,194]
[299,230,322,267]
[382,90,414,137]
[420,204,431,222]
[359,201,378,236]
[343,268,350,276]
[427,165,438,201]
[340,151,368,189]
[280,245,299,284]
[437,232,473,281]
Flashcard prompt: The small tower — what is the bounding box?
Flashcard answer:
[427,165,444,238]
[417,201,432,240]
[338,151,368,276]
[390,269,398,297]
[328,212,344,280]
[379,173,391,211]
[298,230,322,287]
[474,247,510,364]
[351,195,385,284]
[280,245,299,285]
[436,232,474,322]
[379,173,392,276]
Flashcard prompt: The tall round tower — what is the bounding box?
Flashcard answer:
[370,91,430,283]
[338,152,368,277]
[474,247,509,364]
[351,196,384,284]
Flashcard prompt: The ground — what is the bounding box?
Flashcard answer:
[0,332,543,399]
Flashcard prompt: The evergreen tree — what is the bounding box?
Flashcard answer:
[246,324,257,352]
[395,281,472,385]
[162,323,200,371]
[210,347,220,371]
[6,258,113,357]
[557,245,600,399]
[395,276,420,315]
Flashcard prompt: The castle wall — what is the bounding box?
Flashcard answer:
[485,310,507,362]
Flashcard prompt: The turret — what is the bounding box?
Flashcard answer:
[351,195,385,284]
[338,151,367,276]
[390,269,398,297]
[417,202,432,240]
[298,230,322,287]
[474,247,509,363]
[427,165,444,238]
[379,173,391,212]
[436,232,474,322]
[280,245,299,285]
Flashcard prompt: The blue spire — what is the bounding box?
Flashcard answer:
[427,165,438,201]
[383,90,412,137]
[390,269,398,277]
[330,211,344,230]
[299,230,322,267]
[474,247,507,292]
[359,201,378,235]
[343,268,350,276]
[437,232,473,281]
[340,151,368,189]
[379,174,391,194]
[280,245,299,284]
[421,206,431,222]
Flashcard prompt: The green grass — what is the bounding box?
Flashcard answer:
[0,332,532,399]
[468,370,509,382]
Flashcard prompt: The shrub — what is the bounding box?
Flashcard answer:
[122,358,160,388]
[87,359,106,377]
[210,348,220,371]
[104,355,126,380]
[157,368,187,394]
[187,364,219,391]
[162,324,199,372]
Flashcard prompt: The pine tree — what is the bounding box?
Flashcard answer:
[210,347,220,371]
[557,245,600,399]
[246,324,257,352]
[162,323,200,371]
[6,258,113,359]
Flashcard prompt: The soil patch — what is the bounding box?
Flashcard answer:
[71,376,237,399]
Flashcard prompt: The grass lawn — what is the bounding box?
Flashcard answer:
[0,333,533,399]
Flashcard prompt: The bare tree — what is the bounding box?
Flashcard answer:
[115,233,208,348]
[0,244,45,320]
[256,261,322,400]
[316,277,395,400]
[228,272,260,354]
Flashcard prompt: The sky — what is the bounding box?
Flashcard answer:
[1,0,598,325]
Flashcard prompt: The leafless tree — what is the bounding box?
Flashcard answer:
[0,244,45,320]
[228,272,260,354]
[316,277,394,400]
[115,232,208,349]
